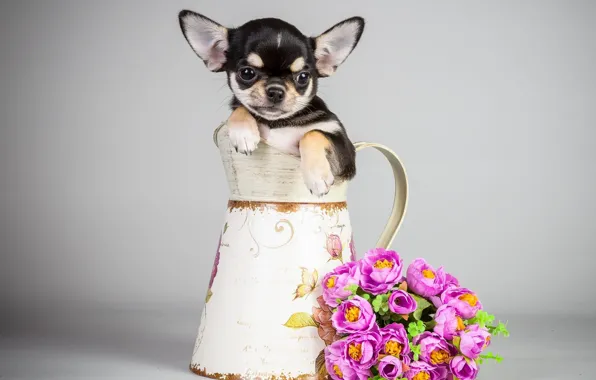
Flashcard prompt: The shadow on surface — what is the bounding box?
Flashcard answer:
[1,305,202,377]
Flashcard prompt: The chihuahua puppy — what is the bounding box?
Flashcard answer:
[178,11,364,196]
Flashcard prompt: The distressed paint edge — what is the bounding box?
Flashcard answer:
[227,200,348,215]
[190,364,318,380]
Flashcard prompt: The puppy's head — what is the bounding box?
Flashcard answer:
[179,11,364,120]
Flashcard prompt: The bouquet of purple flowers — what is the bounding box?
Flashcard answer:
[316,248,509,380]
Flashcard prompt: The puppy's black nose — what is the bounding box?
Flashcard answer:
[266,86,285,104]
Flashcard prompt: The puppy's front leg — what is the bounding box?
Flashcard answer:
[227,106,260,154]
[299,130,336,196]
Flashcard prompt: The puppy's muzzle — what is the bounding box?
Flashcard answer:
[266,85,285,104]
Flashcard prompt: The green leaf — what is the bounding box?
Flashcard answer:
[410,344,421,361]
[407,321,426,338]
[452,335,461,350]
[411,294,432,320]
[490,321,510,337]
[344,284,359,294]
[469,311,495,329]
[223,222,229,235]
[424,320,437,330]
[372,298,382,312]
[362,293,371,301]
[479,352,504,363]
[372,294,391,315]
[283,312,317,328]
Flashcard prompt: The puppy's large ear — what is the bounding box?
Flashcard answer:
[312,17,365,77]
[178,10,229,72]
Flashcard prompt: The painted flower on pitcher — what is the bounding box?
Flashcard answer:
[458,324,491,359]
[433,304,465,340]
[380,323,410,359]
[293,267,318,300]
[342,325,382,369]
[388,289,418,315]
[405,361,446,380]
[332,295,376,334]
[325,340,371,380]
[206,234,222,303]
[412,331,457,367]
[349,233,357,262]
[326,234,343,261]
[322,261,361,308]
[312,295,342,346]
[406,258,446,297]
[378,355,404,380]
[358,248,403,295]
[441,287,483,319]
[449,355,479,380]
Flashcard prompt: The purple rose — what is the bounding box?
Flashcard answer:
[378,355,404,380]
[429,274,459,309]
[433,304,465,340]
[449,355,479,380]
[441,287,483,319]
[342,325,382,369]
[406,258,446,297]
[459,324,491,359]
[332,295,376,334]
[380,323,410,358]
[428,295,443,309]
[325,340,371,380]
[405,361,446,380]
[443,273,460,290]
[322,261,361,307]
[358,248,403,295]
[388,289,418,315]
[412,332,457,367]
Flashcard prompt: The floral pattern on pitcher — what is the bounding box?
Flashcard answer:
[205,232,223,303]
[284,227,355,340]
[193,199,356,377]
[349,233,357,262]
[293,267,319,300]
[325,234,343,262]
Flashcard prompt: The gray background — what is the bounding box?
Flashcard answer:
[1,0,595,379]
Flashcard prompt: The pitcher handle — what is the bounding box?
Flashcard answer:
[353,142,409,250]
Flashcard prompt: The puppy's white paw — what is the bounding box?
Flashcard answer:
[302,156,335,197]
[228,118,260,155]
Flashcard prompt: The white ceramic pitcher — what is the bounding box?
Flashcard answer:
[190,123,409,379]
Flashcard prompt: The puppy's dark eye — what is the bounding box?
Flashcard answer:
[295,71,310,86]
[238,67,257,82]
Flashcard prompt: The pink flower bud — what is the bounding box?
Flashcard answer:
[326,234,342,258]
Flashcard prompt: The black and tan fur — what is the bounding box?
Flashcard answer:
[179,11,364,196]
